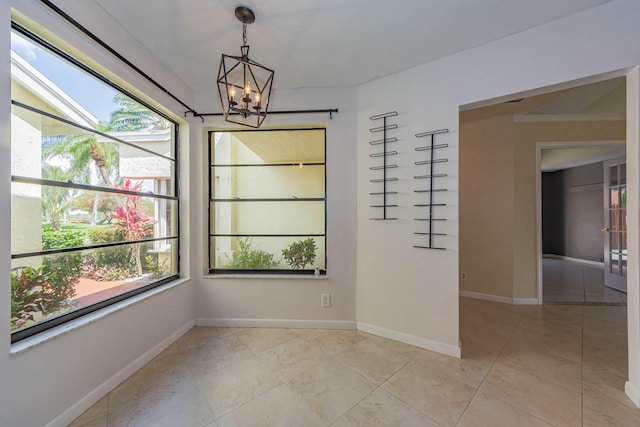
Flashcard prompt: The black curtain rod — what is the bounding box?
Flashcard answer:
[38,1,339,123]
[39,0,199,116]
[196,108,339,119]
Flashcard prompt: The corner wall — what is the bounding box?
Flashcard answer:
[356,0,640,369]
[192,86,358,327]
[1,2,196,426]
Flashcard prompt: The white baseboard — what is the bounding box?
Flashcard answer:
[460,291,539,306]
[626,381,640,409]
[514,298,540,305]
[195,318,357,330]
[357,322,461,359]
[459,290,513,304]
[543,254,604,267]
[46,320,194,427]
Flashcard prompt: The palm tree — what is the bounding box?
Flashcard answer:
[42,121,119,188]
[108,94,170,131]
[41,165,76,230]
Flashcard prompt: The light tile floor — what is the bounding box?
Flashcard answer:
[543,257,626,304]
[69,297,640,426]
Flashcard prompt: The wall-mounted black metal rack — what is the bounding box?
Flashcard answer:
[413,128,449,249]
[369,111,399,220]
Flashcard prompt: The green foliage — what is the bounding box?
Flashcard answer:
[42,123,120,187]
[42,228,85,250]
[282,238,317,270]
[227,238,278,269]
[87,225,126,244]
[145,254,169,279]
[87,226,135,273]
[108,178,155,276]
[83,262,134,282]
[41,165,76,230]
[41,229,84,296]
[11,264,78,330]
[109,94,170,131]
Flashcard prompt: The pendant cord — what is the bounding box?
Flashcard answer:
[243,22,248,45]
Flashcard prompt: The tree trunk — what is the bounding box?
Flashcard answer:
[134,243,143,276]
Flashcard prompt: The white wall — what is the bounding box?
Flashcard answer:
[3,1,640,425]
[356,0,640,393]
[1,2,196,426]
[192,86,358,326]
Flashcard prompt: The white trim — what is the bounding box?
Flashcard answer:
[357,322,461,358]
[96,128,172,143]
[536,143,544,305]
[513,113,625,123]
[195,318,356,330]
[11,278,191,355]
[513,298,539,305]
[203,274,329,280]
[11,51,98,127]
[569,183,603,193]
[626,381,640,408]
[459,291,540,306]
[459,290,513,305]
[45,320,194,427]
[543,254,604,267]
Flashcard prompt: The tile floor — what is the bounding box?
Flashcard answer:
[543,257,626,305]
[69,295,640,426]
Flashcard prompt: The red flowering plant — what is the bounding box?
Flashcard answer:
[107,178,155,275]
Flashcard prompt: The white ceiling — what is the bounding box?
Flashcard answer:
[63,0,611,92]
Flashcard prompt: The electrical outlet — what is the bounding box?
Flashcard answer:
[461,272,467,280]
[321,293,331,308]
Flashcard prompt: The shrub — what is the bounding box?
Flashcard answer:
[87,226,135,273]
[108,178,155,276]
[145,254,169,279]
[82,260,134,281]
[11,264,78,330]
[42,229,85,249]
[42,230,84,294]
[227,238,278,269]
[282,238,317,269]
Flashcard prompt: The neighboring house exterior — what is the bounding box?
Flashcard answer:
[10,50,97,264]
[11,50,173,268]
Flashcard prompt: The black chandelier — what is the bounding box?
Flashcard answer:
[217,6,274,128]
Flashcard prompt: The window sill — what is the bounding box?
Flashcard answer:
[10,277,190,356]
[204,274,329,280]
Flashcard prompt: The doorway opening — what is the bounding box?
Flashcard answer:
[537,143,626,305]
[459,68,639,409]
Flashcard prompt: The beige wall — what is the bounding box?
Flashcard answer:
[210,130,326,269]
[460,96,626,300]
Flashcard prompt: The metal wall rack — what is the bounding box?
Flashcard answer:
[413,128,449,249]
[369,111,399,220]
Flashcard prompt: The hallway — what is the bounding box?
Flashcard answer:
[543,257,627,305]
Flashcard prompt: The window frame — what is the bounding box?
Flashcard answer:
[9,23,181,343]
[208,127,327,275]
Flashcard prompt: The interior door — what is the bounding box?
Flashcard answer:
[603,157,627,292]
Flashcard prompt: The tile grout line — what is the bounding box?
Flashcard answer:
[453,308,524,426]
[372,350,445,427]
[333,343,419,421]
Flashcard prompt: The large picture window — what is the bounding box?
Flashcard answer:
[10,24,179,342]
[209,128,326,274]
